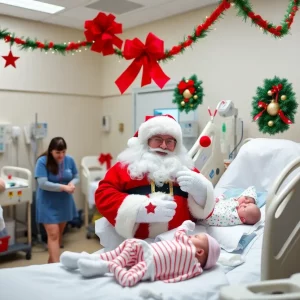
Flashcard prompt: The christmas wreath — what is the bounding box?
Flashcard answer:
[172,75,204,113]
[251,76,298,135]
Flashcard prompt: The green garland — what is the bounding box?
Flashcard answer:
[172,74,204,113]
[0,29,92,54]
[233,0,300,37]
[251,76,298,135]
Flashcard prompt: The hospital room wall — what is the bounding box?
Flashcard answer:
[97,0,300,157]
[0,15,104,211]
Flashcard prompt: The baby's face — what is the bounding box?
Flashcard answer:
[237,203,261,225]
[237,196,255,205]
[189,233,208,266]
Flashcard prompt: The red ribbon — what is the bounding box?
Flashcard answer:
[253,101,293,124]
[253,101,268,121]
[115,33,170,94]
[98,153,113,170]
[271,84,283,95]
[177,80,195,95]
[84,12,123,56]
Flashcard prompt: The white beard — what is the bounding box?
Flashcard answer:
[117,143,194,187]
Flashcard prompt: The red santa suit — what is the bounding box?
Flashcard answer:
[95,115,215,242]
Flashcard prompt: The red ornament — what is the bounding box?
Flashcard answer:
[84,12,123,56]
[2,50,19,68]
[115,32,170,94]
[145,202,156,214]
[199,135,211,148]
[98,153,113,169]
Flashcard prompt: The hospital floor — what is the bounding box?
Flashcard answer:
[0,227,102,269]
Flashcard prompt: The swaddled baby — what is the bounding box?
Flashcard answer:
[204,186,261,226]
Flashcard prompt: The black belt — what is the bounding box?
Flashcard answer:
[125,183,188,198]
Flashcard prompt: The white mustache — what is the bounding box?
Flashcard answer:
[148,148,171,154]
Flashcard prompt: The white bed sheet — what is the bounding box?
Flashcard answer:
[0,262,228,300]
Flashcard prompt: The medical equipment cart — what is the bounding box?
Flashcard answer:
[0,166,33,260]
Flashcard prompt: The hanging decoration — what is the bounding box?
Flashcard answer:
[1,50,19,68]
[251,76,298,135]
[115,33,170,94]
[1,0,300,90]
[98,153,113,170]
[234,0,299,37]
[172,74,204,113]
[84,12,123,55]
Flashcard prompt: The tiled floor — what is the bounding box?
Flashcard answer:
[0,226,102,269]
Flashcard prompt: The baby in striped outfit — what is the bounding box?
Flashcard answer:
[60,221,220,287]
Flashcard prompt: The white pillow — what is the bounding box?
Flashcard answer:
[215,138,300,193]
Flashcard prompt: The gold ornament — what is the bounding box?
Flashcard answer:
[281,95,287,101]
[181,101,185,106]
[268,120,274,127]
[183,89,192,99]
[190,104,194,108]
[193,95,198,100]
[267,90,273,96]
[267,101,280,116]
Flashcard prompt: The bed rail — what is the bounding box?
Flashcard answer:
[262,157,300,281]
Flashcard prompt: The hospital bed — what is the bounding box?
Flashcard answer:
[80,156,107,237]
[1,131,300,299]
[0,166,32,260]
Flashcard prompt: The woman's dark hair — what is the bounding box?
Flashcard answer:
[38,137,67,175]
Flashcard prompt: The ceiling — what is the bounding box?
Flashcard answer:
[0,0,219,31]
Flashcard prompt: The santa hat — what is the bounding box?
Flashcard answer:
[204,233,221,270]
[237,186,257,204]
[127,114,183,150]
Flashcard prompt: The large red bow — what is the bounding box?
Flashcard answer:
[177,79,195,95]
[84,12,123,56]
[115,33,170,94]
[253,101,292,124]
[98,153,113,170]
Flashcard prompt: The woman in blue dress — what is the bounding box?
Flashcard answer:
[35,137,79,263]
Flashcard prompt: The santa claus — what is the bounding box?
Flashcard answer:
[95,114,215,247]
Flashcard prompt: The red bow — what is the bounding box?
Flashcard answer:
[115,33,170,94]
[98,153,113,169]
[253,101,292,124]
[84,12,123,56]
[271,84,283,94]
[177,79,195,95]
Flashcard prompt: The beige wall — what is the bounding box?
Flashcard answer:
[1,0,300,211]
[0,15,103,210]
[98,0,300,157]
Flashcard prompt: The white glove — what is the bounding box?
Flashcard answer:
[136,194,177,223]
[178,220,195,232]
[177,168,208,205]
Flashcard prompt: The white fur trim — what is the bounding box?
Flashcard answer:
[127,137,139,148]
[115,195,148,239]
[187,180,215,219]
[148,223,169,238]
[139,116,182,146]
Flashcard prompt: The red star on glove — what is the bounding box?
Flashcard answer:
[145,202,156,214]
[2,50,19,68]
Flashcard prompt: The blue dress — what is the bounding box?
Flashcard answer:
[35,155,78,224]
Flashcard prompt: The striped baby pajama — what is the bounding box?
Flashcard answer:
[99,240,148,287]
